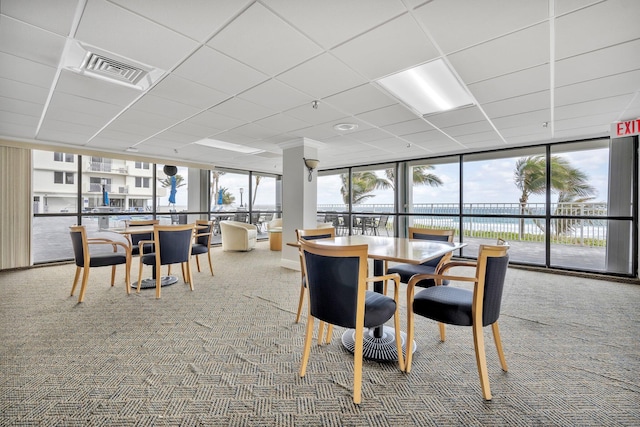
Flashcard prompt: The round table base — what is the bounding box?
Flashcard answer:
[341,326,416,362]
[131,275,179,289]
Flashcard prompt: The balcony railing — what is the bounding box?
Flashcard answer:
[318,202,611,248]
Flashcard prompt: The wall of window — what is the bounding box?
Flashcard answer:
[319,138,637,277]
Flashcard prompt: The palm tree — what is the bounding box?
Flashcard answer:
[210,171,226,209]
[158,174,186,189]
[217,187,235,205]
[340,171,391,205]
[514,155,596,239]
[252,175,261,207]
[384,165,443,189]
[340,166,443,206]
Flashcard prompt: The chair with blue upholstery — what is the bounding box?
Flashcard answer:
[405,242,510,400]
[124,219,158,256]
[387,227,456,289]
[136,224,195,299]
[191,219,214,275]
[295,227,336,343]
[299,239,404,404]
[69,225,131,303]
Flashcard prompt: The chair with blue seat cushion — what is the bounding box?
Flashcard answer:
[69,225,131,303]
[405,242,510,400]
[136,224,195,299]
[299,239,404,404]
[124,219,158,256]
[191,219,214,275]
[387,227,456,288]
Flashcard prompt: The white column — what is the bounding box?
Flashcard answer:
[280,138,321,269]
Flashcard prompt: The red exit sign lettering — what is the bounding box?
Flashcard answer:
[612,118,640,138]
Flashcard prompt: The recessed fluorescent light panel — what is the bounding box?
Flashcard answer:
[376,59,474,116]
[193,138,264,154]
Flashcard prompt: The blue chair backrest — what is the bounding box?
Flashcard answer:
[196,222,212,245]
[303,251,360,328]
[412,231,451,267]
[482,254,509,326]
[69,229,84,266]
[157,228,193,265]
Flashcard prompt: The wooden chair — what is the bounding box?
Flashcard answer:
[405,241,510,400]
[124,219,159,256]
[192,219,214,275]
[69,225,131,303]
[299,239,404,404]
[295,227,336,344]
[387,227,456,289]
[137,224,195,299]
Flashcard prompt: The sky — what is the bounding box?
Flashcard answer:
[164,147,610,210]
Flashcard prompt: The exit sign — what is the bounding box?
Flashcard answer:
[612,118,640,138]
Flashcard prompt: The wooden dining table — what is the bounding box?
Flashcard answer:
[303,235,466,362]
[105,223,204,289]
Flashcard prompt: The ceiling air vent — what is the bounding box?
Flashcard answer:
[82,53,146,85]
[62,39,164,91]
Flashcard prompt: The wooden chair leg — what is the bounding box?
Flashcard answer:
[405,293,415,373]
[195,255,201,272]
[124,258,131,295]
[492,322,508,371]
[393,303,405,372]
[110,265,116,286]
[136,261,144,293]
[295,285,305,323]
[71,266,81,296]
[206,252,214,276]
[167,264,172,275]
[155,264,162,299]
[324,324,333,344]
[317,322,325,346]
[353,323,364,404]
[439,323,446,341]
[299,316,315,377]
[181,263,186,283]
[77,268,90,303]
[472,323,492,400]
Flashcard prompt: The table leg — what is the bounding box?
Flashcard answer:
[341,259,416,362]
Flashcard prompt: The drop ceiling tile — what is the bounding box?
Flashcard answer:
[554,112,619,132]
[448,22,549,84]
[209,97,275,123]
[48,92,123,118]
[264,0,407,49]
[285,102,348,126]
[231,123,281,140]
[331,13,439,80]
[555,94,635,120]
[483,91,550,119]
[94,129,147,144]
[0,15,66,67]
[555,0,640,59]
[151,130,200,145]
[210,130,258,145]
[416,0,547,53]
[1,0,79,36]
[174,46,268,95]
[493,110,551,131]
[39,117,97,137]
[238,79,312,111]
[208,2,322,76]
[276,53,367,99]
[0,77,49,105]
[130,94,201,122]
[348,128,392,143]
[356,104,417,127]
[37,128,92,144]
[105,110,171,136]
[55,70,140,107]
[555,39,640,87]
[44,107,111,128]
[0,52,56,88]
[166,121,224,139]
[149,75,230,109]
[0,110,39,127]
[76,0,198,70]
[468,64,549,104]
[404,130,458,147]
[254,114,309,133]
[455,130,504,145]
[555,0,602,15]
[426,106,487,129]
[0,121,37,139]
[382,119,434,136]
[555,70,640,107]
[323,84,396,115]
[187,110,245,131]
[288,124,339,141]
[109,0,250,42]
[442,121,495,138]
[0,96,42,117]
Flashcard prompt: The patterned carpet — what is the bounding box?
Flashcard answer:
[1,241,639,426]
